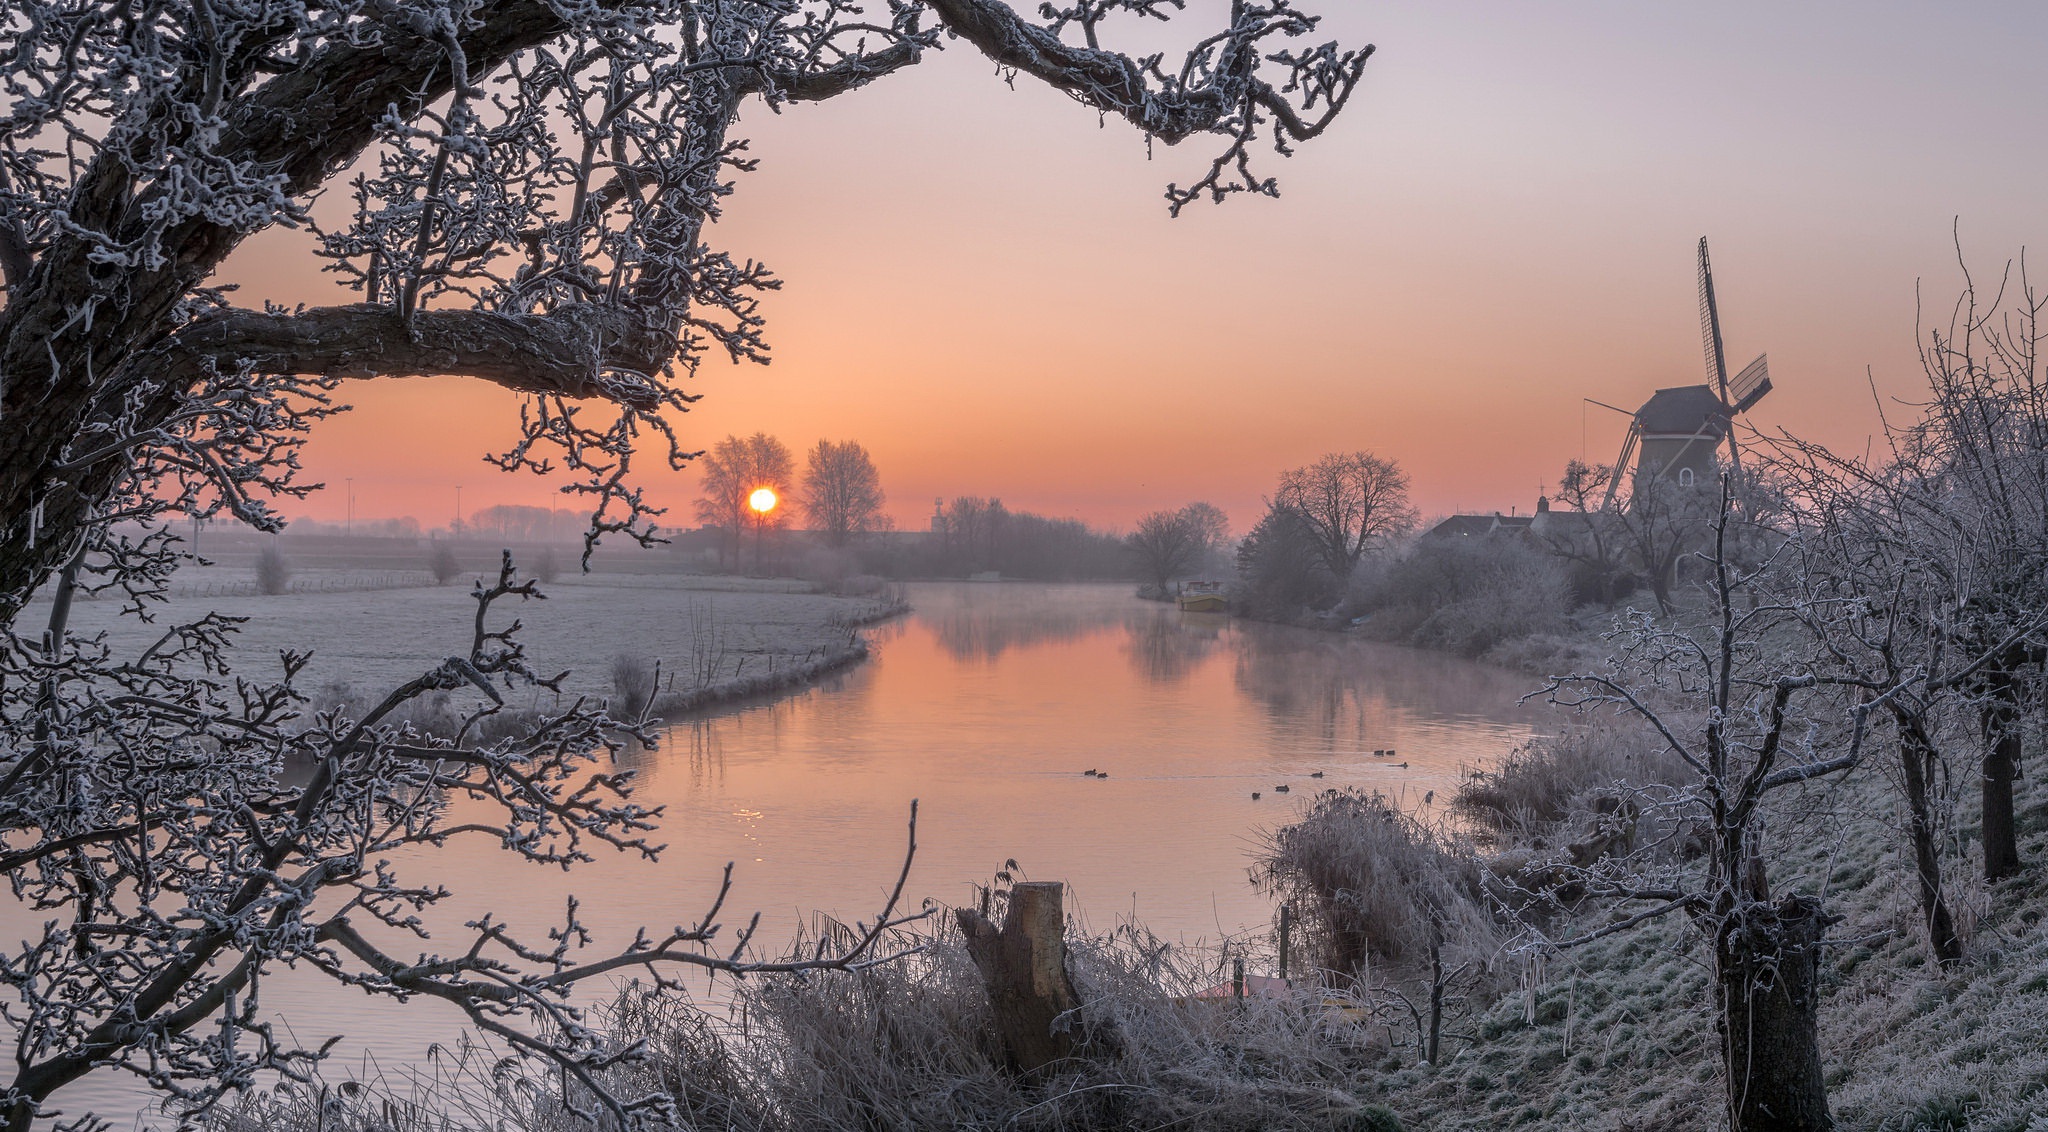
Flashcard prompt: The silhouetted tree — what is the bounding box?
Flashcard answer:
[1235,504,1337,617]
[1538,460,1633,606]
[1126,502,1225,592]
[1274,452,1418,580]
[800,440,888,546]
[695,433,794,571]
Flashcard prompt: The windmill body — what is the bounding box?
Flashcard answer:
[1632,385,1730,490]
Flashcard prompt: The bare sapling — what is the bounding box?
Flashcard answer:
[1895,241,2048,882]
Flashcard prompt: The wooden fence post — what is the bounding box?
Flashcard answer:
[1279,904,1293,982]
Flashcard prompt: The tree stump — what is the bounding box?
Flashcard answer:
[955,881,1117,1074]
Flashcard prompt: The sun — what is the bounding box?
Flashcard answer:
[748,487,778,514]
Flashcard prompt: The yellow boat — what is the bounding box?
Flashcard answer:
[1177,581,1227,613]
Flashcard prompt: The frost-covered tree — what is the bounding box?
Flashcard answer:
[799,439,886,546]
[0,0,1369,609]
[1526,480,2034,1131]
[1529,488,1851,1132]
[1125,501,1224,592]
[1888,252,2048,882]
[0,0,1371,1124]
[1273,451,1417,580]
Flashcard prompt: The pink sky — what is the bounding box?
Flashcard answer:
[222,1,2048,538]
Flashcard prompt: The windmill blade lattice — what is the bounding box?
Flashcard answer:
[1730,353,1773,414]
[1698,237,1731,403]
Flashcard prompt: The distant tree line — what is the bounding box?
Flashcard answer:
[916,496,1128,580]
[686,434,1129,581]
[279,508,594,542]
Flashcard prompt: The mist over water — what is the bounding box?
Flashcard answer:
[31,582,1547,1123]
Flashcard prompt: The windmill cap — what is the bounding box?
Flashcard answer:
[1637,384,1732,436]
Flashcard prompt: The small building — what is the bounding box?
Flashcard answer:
[1424,512,1524,541]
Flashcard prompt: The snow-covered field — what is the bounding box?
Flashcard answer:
[33,564,899,710]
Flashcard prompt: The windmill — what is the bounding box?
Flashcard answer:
[1596,238,1776,510]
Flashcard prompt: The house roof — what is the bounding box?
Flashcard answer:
[1637,384,1731,437]
[1423,513,1533,540]
[1424,515,1498,539]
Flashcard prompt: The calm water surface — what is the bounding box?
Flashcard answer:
[53,581,1550,1122]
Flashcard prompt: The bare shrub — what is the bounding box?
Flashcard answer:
[610,653,657,720]
[533,547,561,584]
[427,542,462,585]
[683,600,730,689]
[254,543,292,595]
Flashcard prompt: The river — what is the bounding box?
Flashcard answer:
[41,581,1551,1124]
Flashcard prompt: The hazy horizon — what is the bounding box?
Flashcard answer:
[217,1,2048,538]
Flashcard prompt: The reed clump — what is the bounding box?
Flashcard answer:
[1454,725,1684,835]
[1254,788,1496,979]
[216,917,1409,1132]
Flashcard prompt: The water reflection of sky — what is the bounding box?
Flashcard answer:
[28,581,1551,1124]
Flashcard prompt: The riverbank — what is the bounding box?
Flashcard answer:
[1226,599,1613,679]
[218,717,2048,1132]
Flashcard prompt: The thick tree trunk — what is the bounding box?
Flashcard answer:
[0,0,617,622]
[955,881,1116,1074]
[1715,894,1834,1132]
[1895,712,1962,964]
[1980,680,2022,882]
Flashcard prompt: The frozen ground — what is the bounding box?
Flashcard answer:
[29,563,901,711]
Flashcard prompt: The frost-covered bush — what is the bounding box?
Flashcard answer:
[1349,536,1570,656]
[610,652,657,719]
[1456,726,1684,834]
[428,543,462,585]
[215,920,1405,1132]
[1255,789,1496,979]
[254,543,292,595]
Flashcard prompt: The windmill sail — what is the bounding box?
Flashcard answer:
[1698,237,1731,404]
[1730,353,1772,414]
[1697,237,1746,478]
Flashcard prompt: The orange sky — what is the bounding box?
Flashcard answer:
[220,2,2048,539]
